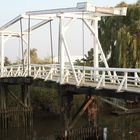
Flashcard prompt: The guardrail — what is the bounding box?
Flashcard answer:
[0,64,140,92]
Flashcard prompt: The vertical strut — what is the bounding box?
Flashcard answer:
[93,18,99,71]
[0,34,4,76]
[27,15,31,76]
[59,16,65,84]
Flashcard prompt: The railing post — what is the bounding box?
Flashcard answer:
[117,72,127,92]
[134,72,138,86]
[124,72,127,90]
[93,18,100,78]
[0,34,4,77]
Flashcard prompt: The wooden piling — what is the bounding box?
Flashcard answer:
[0,81,32,129]
[55,126,102,140]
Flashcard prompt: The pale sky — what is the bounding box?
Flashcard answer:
[0,0,137,62]
[0,0,137,26]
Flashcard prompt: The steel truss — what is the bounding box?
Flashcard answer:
[0,2,127,86]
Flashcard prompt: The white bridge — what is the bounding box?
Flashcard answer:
[1,64,140,93]
[0,2,139,93]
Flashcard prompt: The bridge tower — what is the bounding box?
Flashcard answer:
[0,2,127,85]
[0,1,128,131]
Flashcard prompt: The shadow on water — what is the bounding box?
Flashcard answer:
[0,112,62,140]
[0,103,140,140]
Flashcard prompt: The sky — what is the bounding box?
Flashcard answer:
[0,0,137,26]
[0,0,137,62]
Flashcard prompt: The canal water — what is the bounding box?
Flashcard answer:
[0,104,140,140]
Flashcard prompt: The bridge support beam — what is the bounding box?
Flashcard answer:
[0,34,4,76]
[58,16,79,85]
[0,34,11,76]
[59,84,98,130]
[63,94,73,130]
[59,16,65,84]
[93,17,100,77]
[69,95,97,129]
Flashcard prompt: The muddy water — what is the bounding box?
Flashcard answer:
[0,107,140,140]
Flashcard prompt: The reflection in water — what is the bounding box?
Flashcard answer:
[0,104,140,140]
[0,113,62,140]
[98,107,140,140]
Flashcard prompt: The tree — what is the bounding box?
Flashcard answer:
[4,57,11,66]
[30,48,53,64]
[99,1,140,68]
[30,48,38,63]
[75,0,140,68]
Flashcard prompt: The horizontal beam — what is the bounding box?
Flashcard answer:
[100,97,128,111]
[75,66,140,73]
[22,15,56,20]
[0,2,127,31]
[95,7,127,16]
[26,2,127,16]
[0,15,22,31]
[0,15,53,31]
[0,31,28,37]
[24,19,53,32]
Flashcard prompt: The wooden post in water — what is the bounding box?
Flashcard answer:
[58,84,73,130]
[21,84,30,107]
[21,84,32,127]
[64,93,73,130]
[0,84,8,129]
[0,85,7,110]
[0,78,32,129]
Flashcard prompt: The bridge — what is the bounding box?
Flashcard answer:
[0,2,139,130]
[1,64,140,93]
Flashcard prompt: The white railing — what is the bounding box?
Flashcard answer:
[0,64,140,92]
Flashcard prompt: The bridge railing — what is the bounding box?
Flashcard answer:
[1,64,140,92]
[74,66,140,92]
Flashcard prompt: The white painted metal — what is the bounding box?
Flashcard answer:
[83,19,112,81]
[59,16,65,84]
[93,17,100,77]
[1,64,140,93]
[59,16,79,85]
[24,19,53,32]
[26,2,127,16]
[0,31,21,37]
[0,2,132,93]
[0,34,4,76]
[0,34,12,76]
[0,15,22,31]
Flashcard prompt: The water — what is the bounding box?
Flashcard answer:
[0,113,62,140]
[0,109,140,140]
[99,112,140,140]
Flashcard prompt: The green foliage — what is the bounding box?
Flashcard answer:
[30,86,60,113]
[30,48,53,64]
[75,48,93,66]
[4,57,11,66]
[30,48,38,63]
[76,0,140,68]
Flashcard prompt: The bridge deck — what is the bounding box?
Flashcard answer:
[0,64,140,96]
